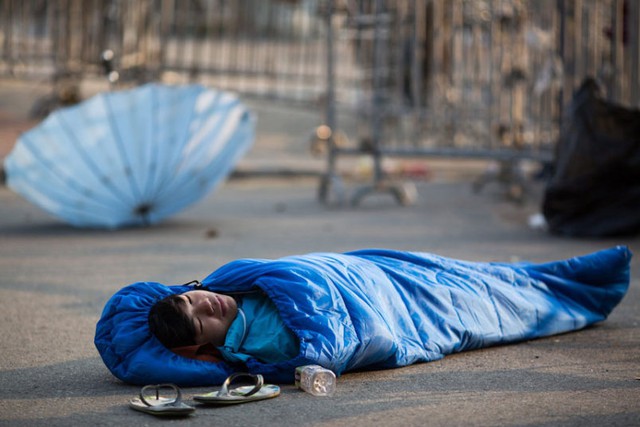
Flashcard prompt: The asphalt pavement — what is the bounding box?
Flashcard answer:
[0,79,638,426]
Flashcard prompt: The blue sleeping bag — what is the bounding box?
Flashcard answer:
[94,246,631,386]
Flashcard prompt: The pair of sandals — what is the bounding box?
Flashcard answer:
[129,373,280,417]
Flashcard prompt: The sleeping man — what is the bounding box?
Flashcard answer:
[95,246,631,386]
[148,288,299,365]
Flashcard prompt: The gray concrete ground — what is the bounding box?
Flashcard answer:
[0,79,638,426]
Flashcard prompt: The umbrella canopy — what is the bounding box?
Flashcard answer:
[4,83,254,229]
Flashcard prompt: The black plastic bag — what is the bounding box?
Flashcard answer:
[542,78,640,237]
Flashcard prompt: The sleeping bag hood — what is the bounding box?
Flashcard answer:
[95,246,631,386]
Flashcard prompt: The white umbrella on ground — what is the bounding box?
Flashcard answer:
[4,83,254,229]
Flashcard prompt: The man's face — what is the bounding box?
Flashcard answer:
[177,290,238,346]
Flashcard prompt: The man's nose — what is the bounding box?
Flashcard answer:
[196,297,213,315]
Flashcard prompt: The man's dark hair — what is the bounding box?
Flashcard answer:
[148,295,196,348]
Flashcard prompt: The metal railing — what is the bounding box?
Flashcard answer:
[318,0,640,205]
[2,0,638,205]
[0,0,330,105]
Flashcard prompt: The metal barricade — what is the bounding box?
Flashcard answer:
[2,0,638,206]
[317,0,640,205]
[0,0,330,106]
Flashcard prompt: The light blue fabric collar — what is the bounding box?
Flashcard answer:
[221,308,246,353]
[217,292,299,364]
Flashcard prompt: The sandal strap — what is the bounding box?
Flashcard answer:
[219,373,264,398]
[139,383,182,407]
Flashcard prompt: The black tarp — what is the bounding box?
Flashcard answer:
[543,78,640,237]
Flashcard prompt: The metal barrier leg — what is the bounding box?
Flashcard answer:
[348,0,417,207]
[472,160,529,203]
[318,170,347,206]
[318,0,348,206]
[351,179,417,206]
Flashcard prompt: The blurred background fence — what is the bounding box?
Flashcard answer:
[1,0,638,204]
[0,0,330,104]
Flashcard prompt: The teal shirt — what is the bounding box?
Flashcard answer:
[218,292,299,364]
